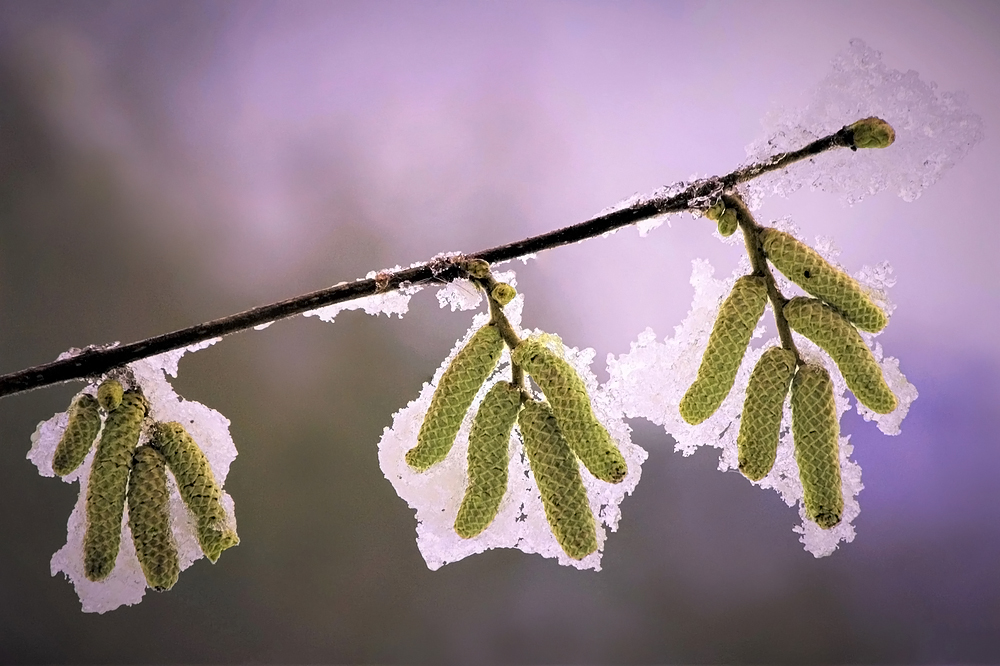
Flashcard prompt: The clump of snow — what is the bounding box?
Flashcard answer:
[379,286,647,571]
[605,255,913,557]
[743,39,984,207]
[304,267,423,323]
[27,339,238,613]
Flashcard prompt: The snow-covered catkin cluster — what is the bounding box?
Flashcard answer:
[48,379,239,591]
[401,269,632,562]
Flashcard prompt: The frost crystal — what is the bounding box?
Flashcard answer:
[379,282,647,571]
[743,39,984,207]
[305,267,422,323]
[606,256,913,557]
[27,340,238,613]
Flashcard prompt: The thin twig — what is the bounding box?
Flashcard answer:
[0,122,864,399]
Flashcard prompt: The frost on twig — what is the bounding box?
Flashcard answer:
[379,272,647,571]
[742,39,984,207]
[27,340,238,613]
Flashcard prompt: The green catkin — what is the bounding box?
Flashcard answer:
[84,389,148,581]
[783,297,897,413]
[511,338,627,483]
[127,445,180,591]
[791,363,843,529]
[760,228,887,332]
[518,399,598,560]
[737,347,797,481]
[406,324,505,471]
[149,422,239,562]
[679,275,769,425]
[717,208,739,237]
[52,394,101,476]
[97,379,124,412]
[454,382,521,538]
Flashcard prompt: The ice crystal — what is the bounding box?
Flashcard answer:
[742,39,984,207]
[27,339,238,613]
[378,282,647,571]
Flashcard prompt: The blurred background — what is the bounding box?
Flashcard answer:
[1,1,998,663]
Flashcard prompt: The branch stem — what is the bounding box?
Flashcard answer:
[0,121,866,398]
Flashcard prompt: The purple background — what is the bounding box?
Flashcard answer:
[1,1,998,662]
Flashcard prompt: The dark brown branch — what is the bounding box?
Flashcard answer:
[0,121,867,399]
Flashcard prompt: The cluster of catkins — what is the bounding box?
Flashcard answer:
[682,201,897,529]
[405,261,627,560]
[52,379,238,590]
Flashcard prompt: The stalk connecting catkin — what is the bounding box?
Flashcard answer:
[760,228,887,332]
[97,379,124,412]
[512,338,626,483]
[518,399,598,560]
[680,275,768,424]
[783,297,897,413]
[52,394,102,476]
[406,324,505,471]
[791,363,843,529]
[128,445,180,591]
[737,347,797,481]
[149,421,239,562]
[84,389,148,581]
[454,381,521,538]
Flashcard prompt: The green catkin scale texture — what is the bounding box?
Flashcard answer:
[760,228,887,332]
[454,382,521,538]
[52,394,101,476]
[791,364,843,529]
[518,400,598,560]
[737,347,797,481]
[406,324,505,471]
[150,422,239,562]
[783,297,897,413]
[84,390,148,581]
[127,445,180,591]
[512,339,627,483]
[680,275,769,425]
[97,379,124,412]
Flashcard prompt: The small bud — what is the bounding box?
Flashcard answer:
[406,324,505,471]
[490,283,517,307]
[717,208,739,237]
[705,201,725,221]
[464,258,492,279]
[848,117,895,149]
[52,394,101,476]
[518,399,598,560]
[97,379,124,412]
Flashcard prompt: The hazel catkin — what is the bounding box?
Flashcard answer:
[149,421,239,562]
[512,338,627,483]
[679,275,769,425]
[84,389,148,581]
[406,324,505,471]
[52,393,101,476]
[759,228,887,332]
[791,363,843,529]
[97,379,124,412]
[783,297,897,413]
[454,381,521,539]
[128,445,180,591]
[518,399,598,560]
[737,347,797,481]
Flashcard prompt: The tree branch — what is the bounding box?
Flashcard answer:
[0,122,864,399]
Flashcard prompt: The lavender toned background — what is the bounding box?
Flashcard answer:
[1,1,999,663]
